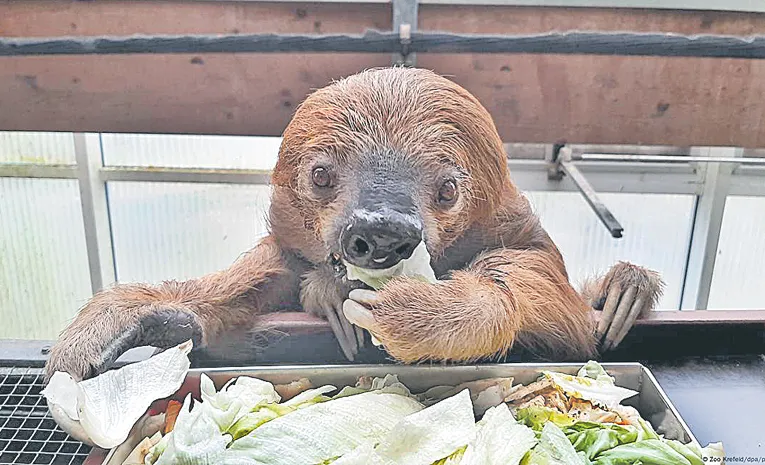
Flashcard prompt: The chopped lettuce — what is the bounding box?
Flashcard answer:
[331,389,476,465]
[516,406,577,431]
[541,368,638,410]
[577,361,615,383]
[199,374,282,432]
[151,395,231,465]
[459,403,537,465]
[592,439,704,465]
[220,391,424,465]
[564,422,639,460]
[521,423,586,465]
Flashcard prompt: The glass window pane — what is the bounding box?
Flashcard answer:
[525,192,695,310]
[0,131,76,164]
[108,182,272,284]
[0,178,92,340]
[708,196,765,310]
[101,133,281,170]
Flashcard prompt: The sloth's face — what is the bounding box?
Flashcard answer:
[302,146,471,271]
[271,68,510,268]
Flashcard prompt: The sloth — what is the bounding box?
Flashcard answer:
[44,67,663,382]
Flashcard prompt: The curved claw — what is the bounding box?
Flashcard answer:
[590,262,664,353]
[595,283,622,340]
[603,289,649,351]
[324,304,357,361]
[602,285,637,346]
[598,285,655,351]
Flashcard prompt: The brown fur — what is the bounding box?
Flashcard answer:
[45,67,658,382]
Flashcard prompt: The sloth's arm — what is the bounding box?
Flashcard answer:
[45,235,297,382]
[344,247,599,363]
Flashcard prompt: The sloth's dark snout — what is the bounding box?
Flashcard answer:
[341,210,422,270]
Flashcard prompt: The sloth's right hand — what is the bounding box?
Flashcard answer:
[44,286,204,383]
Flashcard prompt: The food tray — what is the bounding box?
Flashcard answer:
[81,362,697,465]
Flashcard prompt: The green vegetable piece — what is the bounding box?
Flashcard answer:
[592,439,702,465]
[564,422,639,460]
[521,423,586,465]
[516,406,577,431]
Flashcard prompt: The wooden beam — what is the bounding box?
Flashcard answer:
[3,2,765,146]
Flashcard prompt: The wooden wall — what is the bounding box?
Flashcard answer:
[1,1,765,146]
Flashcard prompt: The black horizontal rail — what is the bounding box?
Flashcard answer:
[2,30,765,59]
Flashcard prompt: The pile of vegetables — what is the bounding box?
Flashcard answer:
[121,361,724,465]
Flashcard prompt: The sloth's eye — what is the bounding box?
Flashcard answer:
[312,167,332,188]
[438,179,458,204]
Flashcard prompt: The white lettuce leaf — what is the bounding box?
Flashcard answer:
[281,385,337,407]
[522,422,586,465]
[199,374,283,431]
[333,389,477,465]
[344,241,437,290]
[459,403,537,465]
[153,394,231,465]
[43,340,192,449]
[542,369,638,409]
[221,391,424,465]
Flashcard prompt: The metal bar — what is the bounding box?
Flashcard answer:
[0,163,77,179]
[100,166,272,184]
[0,158,719,194]
[576,153,765,164]
[552,146,624,238]
[74,133,116,294]
[392,0,418,66]
[559,158,624,238]
[96,160,703,193]
[680,147,742,310]
[5,31,765,59]
[0,160,697,193]
[730,165,765,196]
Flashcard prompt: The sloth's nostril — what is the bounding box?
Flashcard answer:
[395,244,412,256]
[353,237,370,256]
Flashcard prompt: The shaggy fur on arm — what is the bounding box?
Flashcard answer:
[45,235,296,381]
[369,248,599,364]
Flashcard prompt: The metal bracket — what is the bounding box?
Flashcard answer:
[549,145,625,238]
[392,0,418,67]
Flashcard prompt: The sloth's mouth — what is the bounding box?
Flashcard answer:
[329,252,346,277]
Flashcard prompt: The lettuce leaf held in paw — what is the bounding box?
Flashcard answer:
[344,241,438,290]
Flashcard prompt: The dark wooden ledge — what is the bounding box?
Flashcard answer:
[255,310,765,335]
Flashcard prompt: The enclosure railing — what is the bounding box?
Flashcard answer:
[1,134,764,312]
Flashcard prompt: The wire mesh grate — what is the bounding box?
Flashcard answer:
[0,367,91,465]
